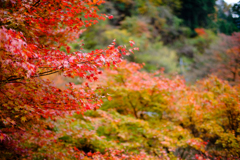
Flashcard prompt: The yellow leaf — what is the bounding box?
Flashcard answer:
[21,116,26,122]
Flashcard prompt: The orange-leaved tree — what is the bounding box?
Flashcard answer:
[94,61,185,119]
[0,0,135,158]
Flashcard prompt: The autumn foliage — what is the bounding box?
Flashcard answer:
[0,0,136,158]
[212,33,240,84]
[94,61,240,159]
[1,0,240,159]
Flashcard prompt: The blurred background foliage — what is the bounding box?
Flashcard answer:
[69,0,240,84]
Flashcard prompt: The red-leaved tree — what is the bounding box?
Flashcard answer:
[0,0,135,158]
[212,33,240,84]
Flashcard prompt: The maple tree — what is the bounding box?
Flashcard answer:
[192,32,240,85]
[0,0,136,158]
[212,33,240,84]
